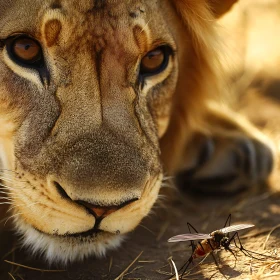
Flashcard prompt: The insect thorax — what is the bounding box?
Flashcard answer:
[212,230,227,244]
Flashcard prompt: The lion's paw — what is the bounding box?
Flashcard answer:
[176,135,274,194]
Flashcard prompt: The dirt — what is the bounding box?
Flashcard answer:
[1,180,280,280]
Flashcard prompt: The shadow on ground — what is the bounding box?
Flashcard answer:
[1,183,280,280]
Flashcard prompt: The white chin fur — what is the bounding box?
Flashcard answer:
[14,217,124,265]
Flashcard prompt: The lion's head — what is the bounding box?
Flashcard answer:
[0,0,237,263]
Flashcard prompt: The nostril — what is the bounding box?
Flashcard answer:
[54,181,72,200]
[77,198,138,219]
[52,180,139,218]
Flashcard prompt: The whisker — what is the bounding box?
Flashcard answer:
[0,201,13,205]
[160,183,174,189]
[0,183,17,189]
[0,176,16,183]
[7,205,20,212]
[0,197,14,201]
[0,172,18,178]
[140,18,152,33]
[0,176,27,184]
[0,168,17,173]
[0,190,22,198]
[162,176,174,182]
[7,201,41,213]
[0,184,26,190]
[0,191,9,196]
[1,195,22,201]
[0,189,12,194]
[4,212,23,226]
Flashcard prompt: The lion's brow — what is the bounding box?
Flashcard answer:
[94,0,106,9]
[49,0,107,10]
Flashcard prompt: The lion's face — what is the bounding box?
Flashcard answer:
[0,0,184,262]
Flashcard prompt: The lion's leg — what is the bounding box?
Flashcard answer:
[174,103,275,194]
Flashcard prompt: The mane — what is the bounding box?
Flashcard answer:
[172,0,222,104]
[161,0,224,172]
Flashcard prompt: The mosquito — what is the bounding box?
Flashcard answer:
[167,215,268,279]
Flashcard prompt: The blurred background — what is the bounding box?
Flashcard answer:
[219,0,280,136]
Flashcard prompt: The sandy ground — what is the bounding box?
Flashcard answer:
[1,178,280,280]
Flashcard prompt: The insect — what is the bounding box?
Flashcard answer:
[168,215,264,279]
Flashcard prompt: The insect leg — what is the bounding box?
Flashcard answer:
[210,252,228,279]
[187,222,199,257]
[224,214,232,240]
[179,255,194,279]
[187,222,199,233]
[210,251,219,267]
[224,214,232,228]
[226,245,237,260]
[175,224,198,280]
[231,232,267,261]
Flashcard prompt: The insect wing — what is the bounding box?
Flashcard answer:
[220,224,255,234]
[168,233,211,243]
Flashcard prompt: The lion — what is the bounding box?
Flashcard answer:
[0,0,275,264]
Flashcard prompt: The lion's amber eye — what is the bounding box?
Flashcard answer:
[140,46,172,77]
[141,49,164,72]
[9,37,43,67]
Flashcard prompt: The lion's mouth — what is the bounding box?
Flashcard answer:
[64,228,104,238]
[31,218,117,239]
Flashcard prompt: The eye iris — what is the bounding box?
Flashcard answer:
[13,38,41,62]
[141,48,164,73]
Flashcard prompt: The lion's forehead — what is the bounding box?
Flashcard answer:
[42,3,146,51]
[0,0,162,41]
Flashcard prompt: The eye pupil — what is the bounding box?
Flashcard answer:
[140,46,172,78]
[141,49,164,73]
[11,37,42,65]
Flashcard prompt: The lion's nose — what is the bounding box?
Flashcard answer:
[54,181,138,218]
[76,199,138,218]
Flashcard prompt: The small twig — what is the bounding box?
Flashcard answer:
[138,260,156,263]
[263,224,280,250]
[115,251,143,280]
[155,263,173,276]
[138,224,156,236]
[8,272,16,280]
[123,266,143,277]
[108,257,113,275]
[4,260,66,272]
[169,258,179,280]
[155,269,172,276]
[157,220,170,241]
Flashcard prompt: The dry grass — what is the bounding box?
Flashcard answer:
[115,251,143,280]
[4,260,66,272]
